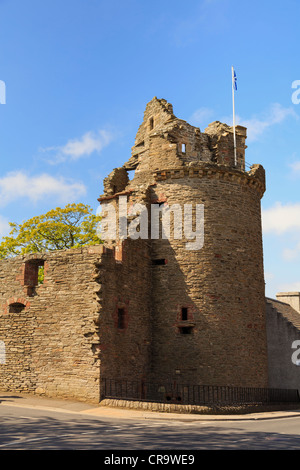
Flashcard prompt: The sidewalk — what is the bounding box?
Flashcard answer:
[1,391,300,422]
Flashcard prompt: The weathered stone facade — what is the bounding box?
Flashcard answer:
[99,97,268,389]
[0,242,152,402]
[0,97,273,402]
[0,248,102,401]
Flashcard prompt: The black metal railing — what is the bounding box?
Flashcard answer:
[102,378,300,406]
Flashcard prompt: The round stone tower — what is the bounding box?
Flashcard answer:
[99,97,268,389]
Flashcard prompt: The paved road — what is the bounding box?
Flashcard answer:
[1,394,300,450]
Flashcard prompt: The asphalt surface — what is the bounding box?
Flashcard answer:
[2,393,300,450]
[1,391,300,422]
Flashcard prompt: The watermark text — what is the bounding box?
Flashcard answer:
[0,80,6,104]
[97,196,204,251]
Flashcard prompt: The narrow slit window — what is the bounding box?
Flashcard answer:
[179,326,193,335]
[182,143,186,153]
[181,307,188,321]
[149,117,154,130]
[117,308,125,329]
[152,259,167,265]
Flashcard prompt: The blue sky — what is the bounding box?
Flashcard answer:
[0,0,299,298]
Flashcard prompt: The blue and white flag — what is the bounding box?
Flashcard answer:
[231,66,237,166]
[233,69,237,91]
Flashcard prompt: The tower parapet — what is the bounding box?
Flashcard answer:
[205,121,247,170]
[100,96,264,200]
[98,97,268,389]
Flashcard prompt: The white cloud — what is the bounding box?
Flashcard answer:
[189,107,214,127]
[41,129,113,164]
[262,202,300,261]
[236,103,298,142]
[192,103,298,142]
[220,103,298,142]
[0,171,86,206]
[262,202,300,235]
[289,161,300,173]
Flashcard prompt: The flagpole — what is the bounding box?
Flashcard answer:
[231,66,237,167]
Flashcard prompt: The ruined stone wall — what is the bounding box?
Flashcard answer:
[125,97,247,185]
[0,240,152,402]
[97,238,152,390]
[205,122,247,170]
[0,247,103,401]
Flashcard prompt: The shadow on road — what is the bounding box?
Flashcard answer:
[0,396,23,404]
[0,411,300,449]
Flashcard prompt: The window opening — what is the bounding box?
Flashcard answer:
[128,169,136,182]
[38,264,45,284]
[149,117,154,130]
[9,302,26,313]
[24,259,45,287]
[152,259,167,265]
[117,308,125,329]
[182,143,186,153]
[181,307,188,321]
[179,326,193,335]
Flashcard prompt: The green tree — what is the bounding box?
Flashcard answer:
[0,203,102,258]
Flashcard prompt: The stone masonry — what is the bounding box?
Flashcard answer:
[0,97,271,402]
[0,242,152,402]
[99,97,268,389]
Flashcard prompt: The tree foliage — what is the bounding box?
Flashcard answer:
[0,203,101,258]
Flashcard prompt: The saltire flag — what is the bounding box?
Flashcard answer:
[231,66,237,166]
[233,69,237,91]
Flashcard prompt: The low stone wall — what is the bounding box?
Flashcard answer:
[0,247,103,402]
[100,398,300,415]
